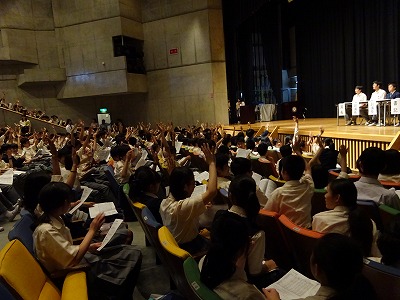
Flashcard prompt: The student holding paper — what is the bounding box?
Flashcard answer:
[159,143,217,254]
[263,234,376,300]
[33,182,142,299]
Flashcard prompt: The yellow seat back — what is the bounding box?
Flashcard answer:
[0,239,61,300]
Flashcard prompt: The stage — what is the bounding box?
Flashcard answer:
[223,118,400,169]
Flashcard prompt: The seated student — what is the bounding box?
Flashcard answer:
[20,136,38,162]
[275,144,292,179]
[129,166,164,224]
[355,147,400,209]
[319,138,339,170]
[33,182,142,299]
[264,146,314,228]
[110,144,136,184]
[257,142,279,178]
[263,233,376,300]
[215,153,231,189]
[312,179,378,257]
[230,157,269,206]
[159,144,217,254]
[378,149,400,182]
[200,213,266,300]
[376,215,400,269]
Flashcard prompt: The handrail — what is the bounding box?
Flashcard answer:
[0,106,65,130]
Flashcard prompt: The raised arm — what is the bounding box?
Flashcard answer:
[201,144,217,205]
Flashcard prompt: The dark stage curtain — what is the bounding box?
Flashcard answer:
[295,0,400,118]
[223,0,400,120]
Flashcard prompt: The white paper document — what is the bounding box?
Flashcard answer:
[175,141,183,153]
[89,202,118,218]
[236,148,251,158]
[69,186,93,214]
[0,169,13,185]
[266,269,320,300]
[194,171,209,183]
[135,150,149,170]
[252,172,262,186]
[191,184,207,197]
[97,219,123,251]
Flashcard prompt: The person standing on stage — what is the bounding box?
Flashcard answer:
[387,83,400,126]
[366,81,386,126]
[346,86,367,125]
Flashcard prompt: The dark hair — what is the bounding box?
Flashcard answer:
[215,153,229,171]
[110,144,130,160]
[311,165,329,189]
[216,145,230,155]
[230,157,251,177]
[129,166,161,198]
[329,179,357,208]
[23,171,51,214]
[245,139,255,151]
[377,215,400,266]
[284,135,292,145]
[373,80,382,88]
[280,144,292,157]
[257,142,269,156]
[312,234,375,300]
[20,137,29,147]
[388,82,397,90]
[281,155,305,180]
[228,175,260,221]
[357,147,385,176]
[381,149,400,175]
[355,85,363,91]
[38,182,74,224]
[246,129,255,138]
[169,167,194,200]
[201,213,249,289]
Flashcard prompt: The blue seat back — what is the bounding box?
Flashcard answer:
[8,213,35,255]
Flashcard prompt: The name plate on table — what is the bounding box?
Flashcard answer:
[368,100,377,115]
[338,103,346,116]
[351,101,360,116]
[391,98,400,114]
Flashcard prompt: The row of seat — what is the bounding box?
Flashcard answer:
[256,209,400,300]
[129,198,221,299]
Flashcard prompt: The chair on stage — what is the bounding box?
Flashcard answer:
[256,209,293,270]
[362,258,400,300]
[278,214,324,278]
[0,239,88,300]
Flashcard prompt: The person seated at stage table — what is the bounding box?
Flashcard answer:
[346,85,367,126]
[355,147,400,209]
[366,81,386,126]
[264,142,315,228]
[387,82,400,126]
[378,149,400,183]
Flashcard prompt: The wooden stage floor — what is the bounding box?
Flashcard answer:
[225,118,399,143]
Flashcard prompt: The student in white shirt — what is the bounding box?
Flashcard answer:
[263,234,376,300]
[346,85,367,125]
[264,145,314,228]
[366,81,386,126]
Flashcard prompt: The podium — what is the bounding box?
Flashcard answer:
[240,105,256,123]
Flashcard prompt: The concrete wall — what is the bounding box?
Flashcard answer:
[0,0,228,128]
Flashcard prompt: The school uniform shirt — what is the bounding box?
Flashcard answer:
[354,176,400,210]
[370,89,387,101]
[264,174,314,228]
[312,206,350,235]
[160,193,206,244]
[214,278,266,300]
[33,216,79,274]
[378,173,400,183]
[21,145,37,161]
[114,160,132,184]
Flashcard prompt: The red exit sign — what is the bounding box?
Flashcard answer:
[169,48,179,55]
